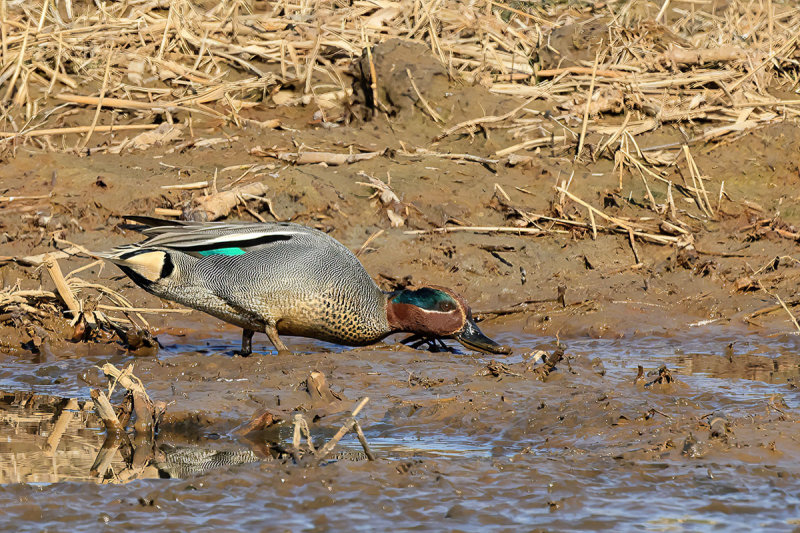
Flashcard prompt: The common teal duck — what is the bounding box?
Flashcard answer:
[97,217,510,356]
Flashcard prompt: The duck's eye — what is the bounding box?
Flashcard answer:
[439,301,456,312]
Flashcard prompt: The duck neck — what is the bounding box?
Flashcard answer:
[384,293,435,335]
[384,291,402,333]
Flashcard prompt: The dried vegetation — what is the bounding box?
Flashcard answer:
[0,0,797,148]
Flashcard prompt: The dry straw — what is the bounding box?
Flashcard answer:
[0,0,796,159]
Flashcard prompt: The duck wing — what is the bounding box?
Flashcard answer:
[120,217,325,258]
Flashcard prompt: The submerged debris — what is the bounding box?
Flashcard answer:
[477,360,522,379]
[530,344,566,380]
[305,370,342,405]
[644,365,676,387]
[707,413,732,443]
[682,433,703,458]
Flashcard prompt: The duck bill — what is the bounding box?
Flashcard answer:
[455,318,511,355]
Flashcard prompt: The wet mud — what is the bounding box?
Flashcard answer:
[0,330,799,530]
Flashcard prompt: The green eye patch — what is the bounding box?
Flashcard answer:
[392,288,456,311]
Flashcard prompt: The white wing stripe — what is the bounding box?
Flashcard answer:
[167,231,293,247]
[144,229,305,248]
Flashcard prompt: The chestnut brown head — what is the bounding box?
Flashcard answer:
[386,286,511,355]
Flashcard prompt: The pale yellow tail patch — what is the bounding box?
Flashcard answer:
[124,251,165,282]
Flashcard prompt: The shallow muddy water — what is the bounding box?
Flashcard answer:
[0,327,798,531]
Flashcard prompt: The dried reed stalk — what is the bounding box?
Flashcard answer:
[0,0,793,155]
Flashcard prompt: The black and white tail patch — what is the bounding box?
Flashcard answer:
[119,250,173,282]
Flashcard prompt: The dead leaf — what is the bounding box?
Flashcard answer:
[185,182,269,221]
[128,123,183,151]
[126,59,146,85]
[355,172,406,227]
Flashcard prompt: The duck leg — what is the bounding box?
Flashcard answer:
[400,334,457,353]
[265,323,290,354]
[234,328,255,356]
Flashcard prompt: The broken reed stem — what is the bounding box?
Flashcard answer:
[0,124,158,138]
[406,68,443,123]
[575,49,601,161]
[316,397,370,460]
[744,298,800,321]
[775,292,800,334]
[757,281,800,333]
[356,228,385,257]
[598,111,631,156]
[667,181,677,219]
[728,27,800,91]
[352,420,376,461]
[78,48,114,151]
[90,388,124,433]
[292,413,303,449]
[44,398,78,455]
[65,260,102,282]
[2,21,28,102]
[555,187,680,244]
[398,147,498,164]
[55,93,185,111]
[0,124,159,138]
[153,208,183,217]
[556,186,631,230]
[655,0,670,23]
[44,256,80,317]
[161,181,209,190]
[495,135,567,157]
[536,66,621,78]
[405,226,547,236]
[682,145,713,216]
[291,413,316,452]
[361,22,381,112]
[434,98,532,142]
[638,169,658,211]
[157,2,174,60]
[588,208,597,240]
[627,228,641,264]
[102,363,151,403]
[46,32,66,95]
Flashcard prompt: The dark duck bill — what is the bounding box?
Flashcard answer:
[454,316,511,355]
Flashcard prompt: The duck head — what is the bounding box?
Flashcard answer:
[386,286,511,354]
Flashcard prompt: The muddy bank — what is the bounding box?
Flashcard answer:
[3,114,800,349]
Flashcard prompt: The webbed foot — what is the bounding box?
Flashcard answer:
[400,334,457,353]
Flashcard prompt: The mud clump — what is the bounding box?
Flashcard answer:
[350,38,510,128]
[351,39,450,120]
[538,19,610,70]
